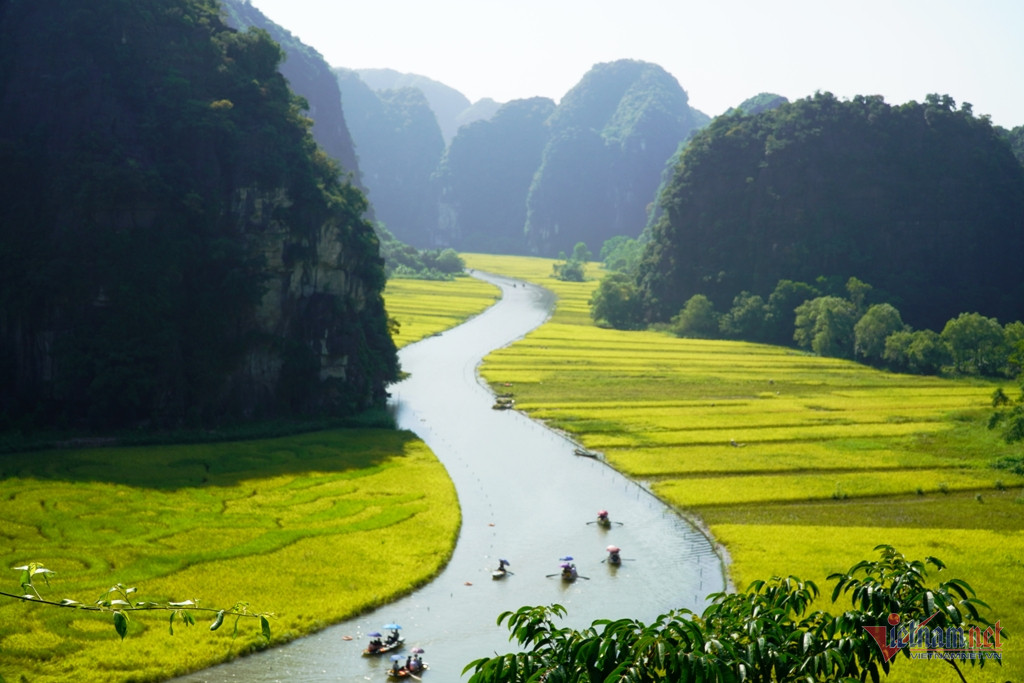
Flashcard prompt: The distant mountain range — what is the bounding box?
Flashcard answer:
[220,0,730,256]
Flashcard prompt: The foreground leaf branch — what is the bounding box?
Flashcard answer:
[464,546,1005,683]
[3,562,272,642]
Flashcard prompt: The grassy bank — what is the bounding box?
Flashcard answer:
[464,252,1024,683]
[0,275,499,682]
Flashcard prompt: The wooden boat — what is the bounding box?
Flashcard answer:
[561,567,578,583]
[363,637,404,656]
[387,663,429,679]
[573,447,598,458]
[492,558,511,579]
[492,396,515,410]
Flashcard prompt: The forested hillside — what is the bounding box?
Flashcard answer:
[220,0,362,188]
[638,92,1024,331]
[0,0,398,430]
[335,68,445,247]
[524,60,709,255]
[435,97,556,253]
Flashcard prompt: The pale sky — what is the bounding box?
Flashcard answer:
[246,0,1024,128]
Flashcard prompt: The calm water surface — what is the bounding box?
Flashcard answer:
[176,272,725,682]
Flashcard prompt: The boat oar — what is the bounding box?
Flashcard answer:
[577,575,591,580]
[544,573,560,578]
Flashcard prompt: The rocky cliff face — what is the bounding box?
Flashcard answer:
[336,68,445,247]
[0,0,397,428]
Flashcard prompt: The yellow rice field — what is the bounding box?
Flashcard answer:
[0,431,459,683]
[383,276,500,349]
[463,252,1024,683]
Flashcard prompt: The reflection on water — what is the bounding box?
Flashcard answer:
[176,273,725,682]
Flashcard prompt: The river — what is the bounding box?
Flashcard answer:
[176,272,725,682]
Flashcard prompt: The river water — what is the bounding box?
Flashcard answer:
[177,272,725,682]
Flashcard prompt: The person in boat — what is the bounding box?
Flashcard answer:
[496,558,509,572]
[386,628,400,645]
[367,637,383,654]
[607,546,622,565]
[409,655,423,673]
[390,658,402,676]
[596,509,610,526]
[406,655,412,671]
[560,562,577,580]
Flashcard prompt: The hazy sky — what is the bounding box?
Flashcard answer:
[246,0,1024,128]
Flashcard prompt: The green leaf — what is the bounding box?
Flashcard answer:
[113,611,129,640]
[260,615,271,641]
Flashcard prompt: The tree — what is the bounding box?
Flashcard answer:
[552,242,591,282]
[883,329,951,375]
[793,296,857,358]
[763,279,819,346]
[464,546,1001,682]
[854,303,905,365]
[941,312,1007,375]
[846,276,873,315]
[590,272,644,329]
[719,291,767,340]
[599,235,643,272]
[670,294,718,338]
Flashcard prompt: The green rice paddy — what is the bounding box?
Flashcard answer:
[464,252,1024,683]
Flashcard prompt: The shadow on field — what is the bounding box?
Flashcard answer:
[0,428,419,491]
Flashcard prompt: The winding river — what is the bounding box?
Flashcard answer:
[177,272,725,682]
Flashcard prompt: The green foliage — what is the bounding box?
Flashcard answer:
[759,279,819,345]
[854,303,906,365]
[377,223,465,280]
[464,547,1001,682]
[719,291,767,340]
[941,312,1008,375]
[552,242,591,282]
[670,294,718,338]
[598,235,644,273]
[883,329,951,375]
[793,296,857,358]
[589,272,644,330]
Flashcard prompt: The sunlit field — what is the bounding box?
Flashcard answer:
[463,253,1024,683]
[0,430,459,682]
[384,276,499,349]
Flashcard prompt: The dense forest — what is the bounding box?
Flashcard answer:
[0,0,398,430]
[636,92,1024,332]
